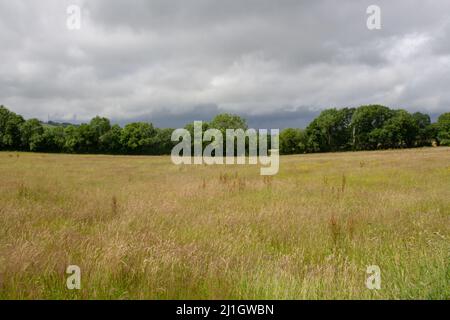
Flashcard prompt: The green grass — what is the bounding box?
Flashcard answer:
[0,148,449,299]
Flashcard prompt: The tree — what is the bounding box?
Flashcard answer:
[437,113,450,146]
[280,128,306,154]
[0,105,447,155]
[77,124,98,153]
[384,110,418,148]
[19,119,44,151]
[86,116,112,152]
[208,113,250,156]
[40,126,65,152]
[153,128,175,155]
[368,110,419,149]
[412,112,433,146]
[209,113,248,133]
[63,125,81,153]
[305,108,354,152]
[0,106,25,150]
[99,124,123,154]
[350,105,394,150]
[90,116,111,137]
[120,122,157,154]
[182,121,210,156]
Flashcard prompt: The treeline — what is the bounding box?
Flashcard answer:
[281,105,450,154]
[0,105,449,155]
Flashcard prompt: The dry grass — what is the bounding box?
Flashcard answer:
[0,148,449,299]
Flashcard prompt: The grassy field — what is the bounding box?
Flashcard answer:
[0,148,449,299]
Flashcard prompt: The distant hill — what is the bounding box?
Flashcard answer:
[41,120,78,128]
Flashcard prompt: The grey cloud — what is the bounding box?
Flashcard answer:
[114,104,319,129]
[0,0,449,127]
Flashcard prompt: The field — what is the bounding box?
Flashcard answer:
[0,148,449,299]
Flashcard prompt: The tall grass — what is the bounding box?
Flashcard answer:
[0,148,449,299]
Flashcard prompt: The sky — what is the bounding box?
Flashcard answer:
[1,0,449,128]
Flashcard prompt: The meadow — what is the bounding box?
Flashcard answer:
[0,148,448,299]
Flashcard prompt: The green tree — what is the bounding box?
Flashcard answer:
[209,113,249,156]
[88,116,112,152]
[184,121,209,156]
[368,110,418,149]
[350,105,394,150]
[40,126,65,152]
[437,113,450,146]
[77,124,98,153]
[120,122,157,154]
[153,128,175,155]
[381,110,418,148]
[0,106,25,150]
[90,116,111,137]
[305,108,354,152]
[209,113,248,133]
[19,119,44,151]
[99,124,123,154]
[280,128,306,154]
[63,125,81,153]
[412,112,433,146]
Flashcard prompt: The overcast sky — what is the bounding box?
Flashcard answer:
[1,0,449,128]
